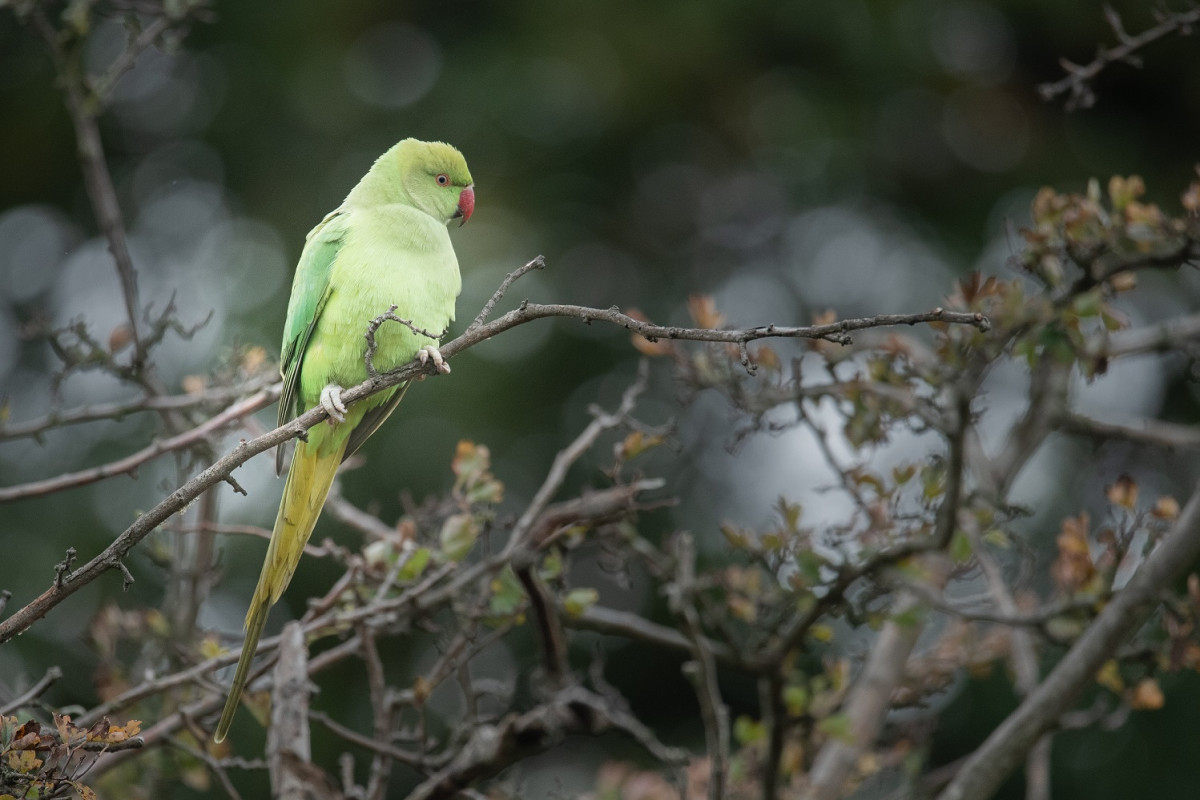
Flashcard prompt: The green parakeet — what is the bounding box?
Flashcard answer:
[214,138,474,743]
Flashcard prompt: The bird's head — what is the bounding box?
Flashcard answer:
[397,139,474,227]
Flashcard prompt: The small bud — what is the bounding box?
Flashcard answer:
[108,323,134,353]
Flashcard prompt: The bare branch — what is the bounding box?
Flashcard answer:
[670,532,729,800]
[363,305,443,378]
[404,685,687,800]
[564,604,740,666]
[0,387,276,502]
[502,359,650,557]
[1038,6,1200,109]
[969,529,1051,800]
[309,711,423,769]
[268,622,313,800]
[800,587,933,800]
[1061,411,1200,450]
[1100,311,1200,358]
[0,666,63,715]
[31,9,144,364]
[166,735,246,800]
[0,376,277,442]
[467,255,546,330]
[91,15,177,101]
[939,482,1200,800]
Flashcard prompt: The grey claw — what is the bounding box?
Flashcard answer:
[320,384,347,424]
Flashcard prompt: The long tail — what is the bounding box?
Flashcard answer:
[214,435,347,742]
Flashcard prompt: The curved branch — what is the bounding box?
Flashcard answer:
[0,265,988,643]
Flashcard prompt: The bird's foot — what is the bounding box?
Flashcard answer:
[320,384,347,424]
[417,345,451,377]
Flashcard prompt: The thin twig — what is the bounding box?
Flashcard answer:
[564,604,741,666]
[92,15,178,100]
[0,666,63,715]
[468,255,546,330]
[0,388,275,502]
[167,735,245,800]
[364,305,443,377]
[0,376,277,442]
[360,627,393,800]
[32,9,145,364]
[502,360,649,558]
[1038,6,1200,109]
[309,712,424,768]
[670,532,729,800]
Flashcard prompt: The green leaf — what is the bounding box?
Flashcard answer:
[794,550,824,587]
[810,624,834,642]
[921,463,946,502]
[777,498,803,532]
[438,513,479,562]
[817,713,855,743]
[540,548,563,580]
[890,604,926,629]
[721,523,750,549]
[563,588,599,619]
[398,547,432,581]
[488,567,524,618]
[784,685,808,717]
[949,530,972,563]
[1072,289,1102,318]
[983,528,1011,548]
[733,715,765,745]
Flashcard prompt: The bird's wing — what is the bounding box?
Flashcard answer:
[276,209,348,474]
[342,380,410,462]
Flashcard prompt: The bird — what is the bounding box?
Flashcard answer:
[214,138,474,743]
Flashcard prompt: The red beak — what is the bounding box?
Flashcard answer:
[456,185,475,226]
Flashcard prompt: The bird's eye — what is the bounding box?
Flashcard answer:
[436,173,450,186]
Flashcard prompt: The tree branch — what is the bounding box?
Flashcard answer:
[268,622,314,800]
[1038,6,1200,110]
[0,376,276,442]
[0,262,988,643]
[0,387,277,502]
[938,481,1200,800]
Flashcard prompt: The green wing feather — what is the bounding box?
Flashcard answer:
[275,211,347,474]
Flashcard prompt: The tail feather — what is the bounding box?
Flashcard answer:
[214,436,347,743]
[213,594,269,743]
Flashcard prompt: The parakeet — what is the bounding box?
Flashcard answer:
[214,138,474,743]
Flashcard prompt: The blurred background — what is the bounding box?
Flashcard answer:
[1,1,1199,797]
